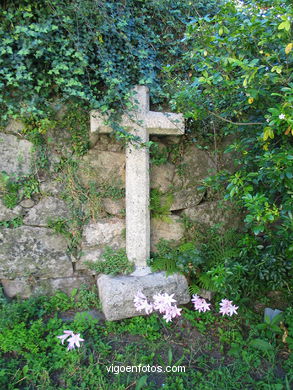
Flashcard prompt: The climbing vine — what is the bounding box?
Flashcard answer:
[0,0,222,133]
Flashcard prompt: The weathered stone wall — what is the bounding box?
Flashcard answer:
[0,117,239,298]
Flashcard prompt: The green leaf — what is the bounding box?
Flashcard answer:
[278,21,290,32]
[253,225,264,235]
[135,375,148,390]
[168,347,173,366]
[249,339,273,352]
[22,365,29,375]
[71,288,78,297]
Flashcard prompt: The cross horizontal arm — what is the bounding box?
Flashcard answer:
[146,111,184,135]
[90,112,140,134]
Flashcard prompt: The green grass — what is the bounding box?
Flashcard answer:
[0,288,291,390]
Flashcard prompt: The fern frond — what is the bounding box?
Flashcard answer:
[150,257,178,275]
[198,273,218,292]
[188,284,200,296]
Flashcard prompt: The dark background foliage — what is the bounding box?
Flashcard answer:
[0,0,222,122]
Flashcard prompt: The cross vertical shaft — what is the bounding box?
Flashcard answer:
[126,86,150,269]
[90,85,184,273]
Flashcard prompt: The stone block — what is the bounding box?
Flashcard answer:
[78,150,125,187]
[5,119,25,134]
[1,275,95,298]
[34,275,95,296]
[77,218,125,270]
[23,196,69,226]
[40,180,65,196]
[183,200,240,229]
[82,218,125,247]
[19,199,35,208]
[0,133,34,176]
[198,289,214,301]
[0,226,72,278]
[151,216,184,251]
[170,188,204,211]
[151,162,175,192]
[97,271,190,321]
[0,199,23,221]
[1,277,32,299]
[172,145,215,189]
[102,198,125,215]
[76,248,104,272]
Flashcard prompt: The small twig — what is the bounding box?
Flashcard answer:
[125,381,137,390]
[212,120,218,170]
[208,110,264,126]
[13,377,27,385]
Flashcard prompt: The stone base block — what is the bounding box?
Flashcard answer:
[97,272,190,321]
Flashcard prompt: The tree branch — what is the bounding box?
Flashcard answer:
[208,110,264,126]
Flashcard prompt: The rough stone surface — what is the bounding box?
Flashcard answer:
[1,275,94,298]
[172,145,216,189]
[40,180,65,196]
[77,248,104,270]
[82,217,125,247]
[34,275,95,296]
[19,199,35,208]
[151,162,175,192]
[183,200,239,229]
[1,277,32,299]
[97,271,190,320]
[199,289,214,301]
[0,199,23,221]
[125,117,150,267]
[102,198,125,216]
[79,150,125,187]
[151,216,185,251]
[24,196,69,226]
[90,134,125,152]
[170,188,204,211]
[0,226,72,278]
[77,218,125,270]
[5,119,25,134]
[0,133,34,175]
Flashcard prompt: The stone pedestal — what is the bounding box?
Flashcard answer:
[97,271,190,321]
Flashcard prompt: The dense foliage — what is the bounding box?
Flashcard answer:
[165,0,292,293]
[0,0,222,130]
[0,289,292,389]
[0,0,292,295]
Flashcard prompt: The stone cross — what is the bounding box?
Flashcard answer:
[90,86,184,274]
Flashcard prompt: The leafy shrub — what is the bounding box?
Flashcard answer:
[150,240,204,279]
[86,247,134,275]
[165,0,293,293]
[0,173,40,210]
